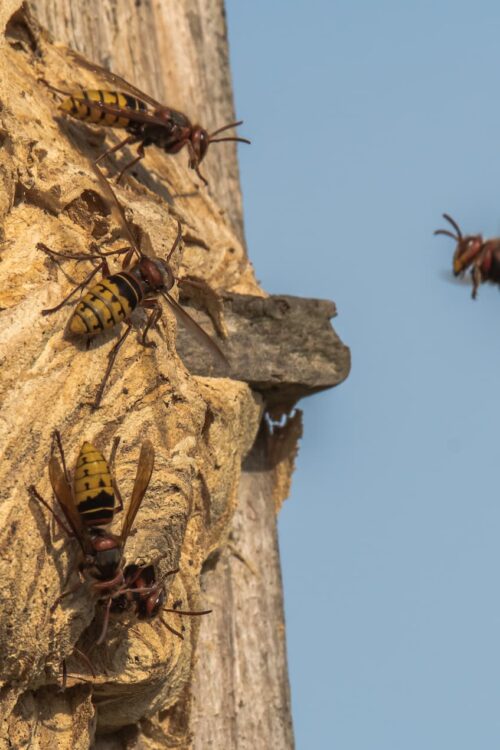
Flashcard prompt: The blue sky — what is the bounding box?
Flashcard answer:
[226,2,500,748]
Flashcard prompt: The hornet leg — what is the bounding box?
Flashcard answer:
[115,141,146,183]
[93,323,133,409]
[96,596,113,646]
[471,264,482,299]
[95,134,138,168]
[50,578,84,612]
[41,261,106,316]
[28,485,74,538]
[141,301,162,348]
[109,436,124,513]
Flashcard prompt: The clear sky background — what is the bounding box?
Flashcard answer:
[226,2,500,748]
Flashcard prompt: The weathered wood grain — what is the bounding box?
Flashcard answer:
[190,430,296,750]
[177,291,351,407]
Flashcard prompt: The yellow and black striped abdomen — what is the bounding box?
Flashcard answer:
[68,272,143,336]
[59,90,147,129]
[74,442,115,526]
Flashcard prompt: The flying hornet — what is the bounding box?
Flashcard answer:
[28,431,156,644]
[434,213,500,299]
[43,48,250,185]
[38,163,228,408]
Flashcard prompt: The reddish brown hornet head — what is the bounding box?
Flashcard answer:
[138,256,174,292]
[434,213,484,276]
[136,220,182,293]
[190,120,251,165]
[190,126,210,164]
[139,582,165,619]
